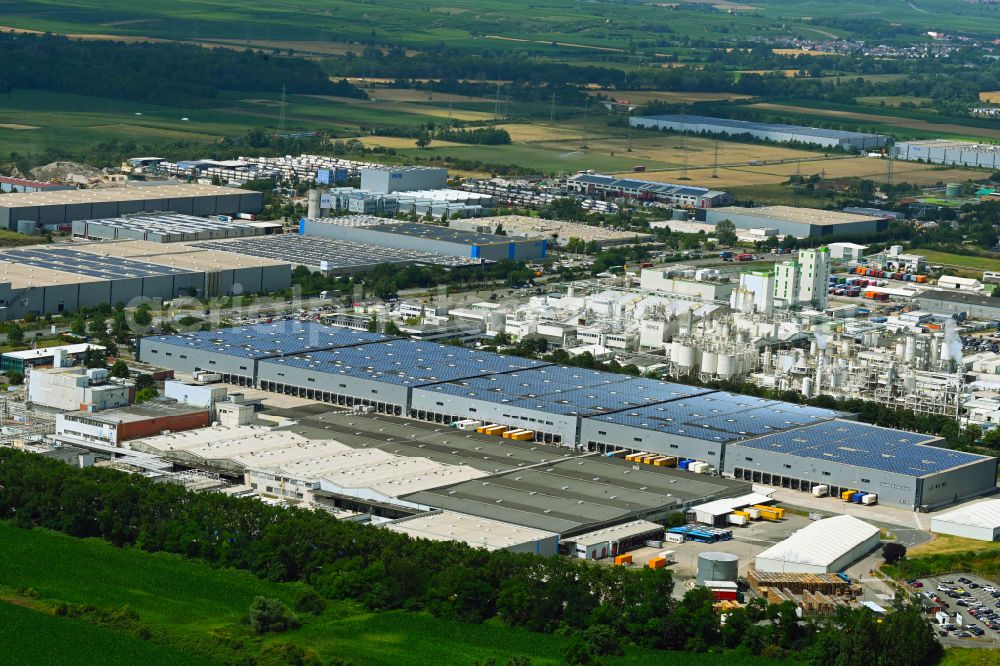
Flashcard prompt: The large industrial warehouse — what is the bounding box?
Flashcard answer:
[301,216,547,261]
[566,174,734,209]
[72,212,275,243]
[704,206,888,238]
[754,515,881,573]
[193,234,484,274]
[724,420,996,510]
[630,114,888,151]
[0,241,290,319]
[139,322,999,510]
[0,184,264,231]
[892,139,1000,168]
[931,500,1000,541]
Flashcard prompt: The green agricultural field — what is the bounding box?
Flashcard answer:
[0,522,784,666]
[909,248,1000,272]
[397,141,671,175]
[5,0,1000,52]
[0,602,214,666]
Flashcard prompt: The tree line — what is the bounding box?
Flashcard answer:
[0,33,362,108]
[0,449,941,665]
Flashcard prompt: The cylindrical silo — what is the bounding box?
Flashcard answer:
[946,183,962,198]
[307,189,321,219]
[701,351,718,375]
[697,551,739,586]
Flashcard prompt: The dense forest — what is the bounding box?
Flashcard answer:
[0,449,941,665]
[0,33,365,107]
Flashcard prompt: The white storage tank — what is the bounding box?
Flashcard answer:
[696,551,739,586]
[701,351,719,375]
[717,353,737,379]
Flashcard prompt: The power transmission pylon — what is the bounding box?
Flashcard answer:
[712,140,720,178]
[278,84,286,136]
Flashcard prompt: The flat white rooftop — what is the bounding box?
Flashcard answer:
[713,206,880,226]
[383,510,558,551]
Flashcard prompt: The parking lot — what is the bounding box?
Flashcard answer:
[915,574,1000,648]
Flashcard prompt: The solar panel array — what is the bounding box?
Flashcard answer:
[147,322,992,478]
[419,366,711,416]
[262,340,550,386]
[193,234,481,270]
[588,393,838,443]
[1,247,190,279]
[731,420,986,475]
[568,173,716,197]
[143,322,395,359]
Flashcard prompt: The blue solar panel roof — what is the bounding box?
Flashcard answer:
[732,420,990,476]
[419,366,712,416]
[143,322,394,359]
[585,393,838,442]
[261,340,550,386]
[2,247,190,279]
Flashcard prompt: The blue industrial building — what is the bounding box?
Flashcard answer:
[139,322,998,510]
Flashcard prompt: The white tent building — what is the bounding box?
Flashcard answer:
[931,500,1000,542]
[754,515,880,574]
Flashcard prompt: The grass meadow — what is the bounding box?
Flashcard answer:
[0,521,785,666]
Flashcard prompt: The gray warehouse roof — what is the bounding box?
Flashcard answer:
[732,420,988,476]
[75,212,261,241]
[310,217,515,246]
[0,183,256,207]
[0,246,191,279]
[915,289,999,307]
[193,234,483,270]
[634,114,884,141]
[402,456,749,534]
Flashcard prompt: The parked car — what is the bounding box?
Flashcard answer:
[912,581,924,588]
[984,586,997,593]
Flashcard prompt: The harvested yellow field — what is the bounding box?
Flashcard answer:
[751,102,1000,140]
[772,48,837,56]
[497,123,589,142]
[353,135,467,149]
[381,102,492,122]
[909,533,1000,557]
[367,88,486,104]
[980,91,1000,104]
[582,133,824,169]
[586,90,750,103]
[739,69,806,77]
[750,157,989,184]
[0,123,39,130]
[610,155,990,188]
[857,96,932,108]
